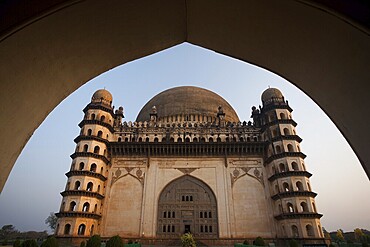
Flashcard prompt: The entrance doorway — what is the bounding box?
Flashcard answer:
[157,175,218,238]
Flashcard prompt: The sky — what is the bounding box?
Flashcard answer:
[0,43,369,233]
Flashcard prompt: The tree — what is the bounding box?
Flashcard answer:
[289,239,298,247]
[21,240,38,247]
[322,227,331,240]
[336,229,345,242]
[13,240,21,247]
[45,213,58,231]
[41,236,59,247]
[253,237,265,246]
[180,233,196,247]
[106,236,123,247]
[0,225,19,240]
[355,228,365,242]
[86,235,101,247]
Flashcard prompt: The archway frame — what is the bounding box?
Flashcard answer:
[0,0,369,191]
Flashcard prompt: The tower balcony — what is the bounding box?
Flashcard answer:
[271,190,317,200]
[65,170,107,181]
[265,152,306,164]
[267,135,302,143]
[61,190,104,199]
[74,135,109,145]
[55,211,101,219]
[78,119,114,133]
[261,103,293,113]
[70,152,110,165]
[262,119,297,129]
[274,212,322,220]
[83,103,115,116]
[268,170,312,181]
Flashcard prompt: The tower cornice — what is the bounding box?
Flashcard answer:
[78,119,114,133]
[65,170,107,181]
[268,170,312,181]
[271,191,317,200]
[264,152,306,164]
[70,152,110,165]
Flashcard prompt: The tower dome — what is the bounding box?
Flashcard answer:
[91,89,113,106]
[261,88,284,104]
[136,86,240,123]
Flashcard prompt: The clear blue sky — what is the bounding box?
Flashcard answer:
[0,43,369,233]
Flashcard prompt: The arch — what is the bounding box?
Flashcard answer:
[82,202,90,212]
[287,144,294,152]
[154,137,159,142]
[69,201,76,211]
[296,181,304,191]
[138,137,143,142]
[292,225,299,238]
[74,181,81,190]
[97,130,103,138]
[97,185,101,193]
[312,202,317,212]
[93,204,98,213]
[91,114,96,120]
[239,137,244,142]
[83,144,88,152]
[287,202,294,213]
[300,202,309,212]
[157,175,218,238]
[0,1,370,194]
[185,137,190,142]
[64,224,71,235]
[217,137,221,142]
[275,145,282,154]
[87,129,92,136]
[291,162,299,171]
[90,225,94,236]
[306,224,314,237]
[177,137,182,143]
[118,137,122,142]
[93,146,100,154]
[146,137,150,142]
[79,162,84,170]
[283,128,290,135]
[86,182,93,191]
[78,224,86,235]
[100,115,106,122]
[279,163,286,172]
[283,182,290,192]
[209,137,213,143]
[280,112,287,119]
[193,137,198,142]
[90,163,97,172]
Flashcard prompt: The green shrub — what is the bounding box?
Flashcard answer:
[180,233,196,247]
[253,237,265,246]
[40,236,58,247]
[362,243,369,247]
[329,243,336,247]
[21,240,38,247]
[80,241,86,247]
[242,239,249,245]
[106,236,123,247]
[289,239,298,247]
[2,240,8,246]
[13,240,21,247]
[127,240,133,245]
[86,235,101,247]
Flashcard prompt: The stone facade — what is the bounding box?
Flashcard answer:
[55,86,324,245]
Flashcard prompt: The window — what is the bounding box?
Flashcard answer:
[292,225,299,237]
[283,128,290,135]
[177,137,182,143]
[208,137,213,143]
[87,129,92,136]
[86,182,93,191]
[64,224,71,235]
[100,115,105,122]
[83,144,88,152]
[93,204,98,213]
[93,146,100,154]
[239,137,244,142]
[193,137,198,142]
[306,224,314,236]
[287,203,294,213]
[82,202,90,212]
[79,162,84,170]
[154,137,159,142]
[90,163,97,172]
[276,145,282,154]
[279,163,286,172]
[91,113,95,120]
[78,224,86,235]
[283,182,290,191]
[163,212,166,218]
[296,181,304,191]
[185,137,190,142]
[97,185,100,193]
[118,137,122,142]
[300,202,309,212]
[74,181,81,190]
[287,144,294,152]
[280,112,286,119]
[292,162,299,171]
[90,225,94,236]
[69,201,76,211]
[97,131,102,138]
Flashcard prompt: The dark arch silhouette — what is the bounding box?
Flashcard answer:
[0,1,369,192]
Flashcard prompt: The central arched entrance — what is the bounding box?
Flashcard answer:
[157,175,218,239]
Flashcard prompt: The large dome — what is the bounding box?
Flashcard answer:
[136,86,240,122]
[261,87,284,103]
